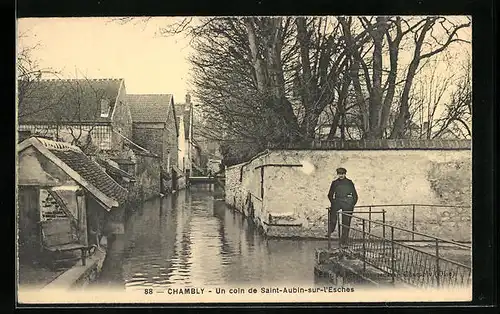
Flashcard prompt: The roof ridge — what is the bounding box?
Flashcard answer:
[39,78,124,82]
[126,93,173,96]
[36,137,82,152]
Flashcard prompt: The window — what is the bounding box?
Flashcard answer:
[100,98,110,118]
[90,125,112,150]
[39,189,67,221]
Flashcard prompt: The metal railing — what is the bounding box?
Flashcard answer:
[334,211,472,288]
[327,209,386,250]
[349,204,471,241]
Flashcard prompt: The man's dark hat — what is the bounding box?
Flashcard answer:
[336,167,347,174]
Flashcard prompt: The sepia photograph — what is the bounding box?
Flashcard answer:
[16,15,473,304]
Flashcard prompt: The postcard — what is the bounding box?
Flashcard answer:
[16,15,472,304]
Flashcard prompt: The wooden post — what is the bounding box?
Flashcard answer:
[337,211,342,248]
[368,206,372,234]
[391,226,395,284]
[327,207,331,250]
[37,187,43,253]
[382,210,386,238]
[77,193,89,247]
[435,238,440,287]
[362,220,366,273]
[381,209,386,255]
[81,248,86,266]
[412,204,416,241]
[260,167,264,199]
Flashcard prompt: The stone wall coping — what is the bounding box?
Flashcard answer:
[225,149,271,171]
[225,140,471,169]
[267,139,471,150]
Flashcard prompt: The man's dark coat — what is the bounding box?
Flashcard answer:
[327,178,358,209]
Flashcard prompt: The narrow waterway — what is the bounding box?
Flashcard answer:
[94,185,328,291]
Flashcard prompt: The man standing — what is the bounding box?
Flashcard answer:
[327,167,358,247]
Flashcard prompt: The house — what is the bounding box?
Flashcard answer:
[174,103,187,174]
[125,94,183,191]
[174,94,192,176]
[18,78,132,153]
[176,94,208,177]
[17,78,164,202]
[17,137,128,271]
[194,137,221,173]
[207,158,223,175]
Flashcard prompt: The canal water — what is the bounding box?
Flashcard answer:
[93,185,328,291]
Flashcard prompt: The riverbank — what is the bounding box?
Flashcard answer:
[18,262,69,290]
[18,247,107,303]
[41,247,106,290]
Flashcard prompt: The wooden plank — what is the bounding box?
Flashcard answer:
[44,243,85,252]
[41,219,76,246]
[43,233,75,246]
[78,195,88,247]
[41,219,72,236]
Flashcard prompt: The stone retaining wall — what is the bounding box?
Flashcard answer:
[225,147,472,241]
[131,152,161,201]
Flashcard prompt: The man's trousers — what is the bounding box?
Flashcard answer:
[329,202,354,245]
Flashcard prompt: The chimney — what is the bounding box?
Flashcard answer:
[185,93,191,105]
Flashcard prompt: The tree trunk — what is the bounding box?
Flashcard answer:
[339,18,369,137]
[245,17,301,143]
[379,18,402,138]
[367,17,388,139]
[390,19,432,139]
[296,17,316,140]
[390,59,420,139]
[244,18,267,93]
[350,60,369,136]
[327,109,342,140]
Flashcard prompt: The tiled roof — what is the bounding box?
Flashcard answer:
[126,94,173,123]
[268,139,472,150]
[18,78,123,123]
[35,138,128,205]
[95,158,136,181]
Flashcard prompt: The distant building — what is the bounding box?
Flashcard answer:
[18,78,132,152]
[175,93,202,177]
[125,94,183,190]
[174,103,187,174]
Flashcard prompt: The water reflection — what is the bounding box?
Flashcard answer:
[94,185,326,291]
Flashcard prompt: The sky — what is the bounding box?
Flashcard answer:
[17,16,471,121]
[17,17,194,103]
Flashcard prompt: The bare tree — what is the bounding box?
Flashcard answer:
[337,16,471,139]
[57,77,107,153]
[408,58,456,139]
[17,33,61,117]
[154,17,350,153]
[431,54,472,139]
[390,16,471,138]
[114,16,471,165]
